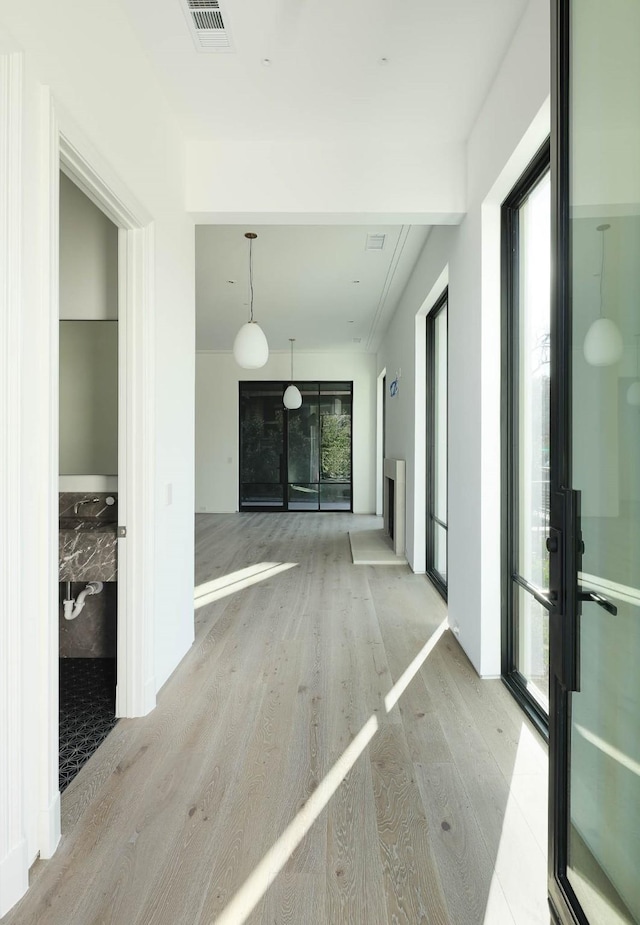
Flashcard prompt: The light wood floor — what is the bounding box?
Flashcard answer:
[4,513,549,925]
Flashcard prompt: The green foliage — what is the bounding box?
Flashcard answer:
[321,414,351,481]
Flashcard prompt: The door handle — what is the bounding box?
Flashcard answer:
[578,589,617,616]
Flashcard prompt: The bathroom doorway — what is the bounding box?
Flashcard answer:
[58,173,120,789]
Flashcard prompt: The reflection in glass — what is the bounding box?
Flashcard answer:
[566,3,640,920]
[517,173,551,593]
[434,307,448,526]
[516,587,548,704]
[288,483,319,510]
[239,387,284,507]
[434,523,447,582]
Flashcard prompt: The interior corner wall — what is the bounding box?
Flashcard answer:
[0,0,195,901]
[195,352,377,514]
[377,0,550,677]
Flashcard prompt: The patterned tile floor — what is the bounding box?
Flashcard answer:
[59,658,118,792]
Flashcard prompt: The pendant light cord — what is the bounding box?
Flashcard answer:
[290,338,295,381]
[249,236,254,323]
[599,227,604,318]
[597,222,610,318]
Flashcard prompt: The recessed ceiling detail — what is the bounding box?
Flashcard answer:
[181,0,233,53]
[366,234,386,251]
[195,224,430,354]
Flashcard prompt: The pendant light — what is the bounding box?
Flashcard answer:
[283,338,302,409]
[233,232,269,369]
[583,224,623,367]
[627,335,640,406]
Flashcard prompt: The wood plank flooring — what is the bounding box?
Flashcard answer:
[3,513,549,925]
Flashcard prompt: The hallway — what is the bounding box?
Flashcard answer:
[4,514,548,924]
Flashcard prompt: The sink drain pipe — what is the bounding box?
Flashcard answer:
[63,581,104,621]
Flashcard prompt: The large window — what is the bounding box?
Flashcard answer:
[501,140,551,732]
[239,382,352,512]
[426,290,448,598]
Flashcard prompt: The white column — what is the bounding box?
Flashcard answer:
[0,50,29,916]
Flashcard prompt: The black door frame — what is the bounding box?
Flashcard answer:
[238,380,354,513]
[548,3,589,922]
[425,288,448,600]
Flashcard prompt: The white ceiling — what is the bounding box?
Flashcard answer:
[120,0,527,145]
[120,0,528,353]
[196,224,430,352]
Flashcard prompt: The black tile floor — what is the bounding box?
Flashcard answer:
[59,658,118,792]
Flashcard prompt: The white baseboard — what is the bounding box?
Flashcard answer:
[143,676,157,715]
[0,838,29,917]
[38,791,61,859]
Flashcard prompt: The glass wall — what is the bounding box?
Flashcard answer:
[240,382,352,512]
[564,3,640,920]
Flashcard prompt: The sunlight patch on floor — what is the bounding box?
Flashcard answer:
[213,715,379,925]
[384,618,448,712]
[484,723,549,924]
[194,562,297,609]
[213,624,453,924]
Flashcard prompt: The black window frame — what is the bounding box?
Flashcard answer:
[426,288,448,600]
[500,137,551,741]
[238,380,354,513]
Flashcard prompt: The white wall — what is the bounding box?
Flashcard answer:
[59,172,118,321]
[196,352,376,514]
[59,175,119,485]
[0,0,195,912]
[377,0,550,677]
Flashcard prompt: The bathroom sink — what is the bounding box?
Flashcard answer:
[59,519,118,582]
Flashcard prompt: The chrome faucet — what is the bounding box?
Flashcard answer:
[74,497,100,515]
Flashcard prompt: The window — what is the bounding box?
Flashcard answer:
[239,381,352,512]
[426,290,448,598]
[501,140,551,732]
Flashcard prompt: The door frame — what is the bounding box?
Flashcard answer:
[548,2,588,922]
[37,95,157,857]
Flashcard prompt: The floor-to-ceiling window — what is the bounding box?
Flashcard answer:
[239,381,352,512]
[501,140,551,732]
[426,290,448,597]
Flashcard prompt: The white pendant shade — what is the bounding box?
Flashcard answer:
[627,381,640,407]
[583,317,623,367]
[233,321,269,369]
[283,384,302,409]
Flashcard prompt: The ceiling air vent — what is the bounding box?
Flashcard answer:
[365,233,386,251]
[182,0,234,53]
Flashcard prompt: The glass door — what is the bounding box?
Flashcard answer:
[549,2,640,922]
[239,382,353,512]
[426,290,448,597]
[239,383,285,509]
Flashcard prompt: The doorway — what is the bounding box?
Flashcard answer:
[549,3,640,923]
[58,173,120,790]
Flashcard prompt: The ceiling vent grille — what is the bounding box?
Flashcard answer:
[182,0,234,53]
[366,233,386,251]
